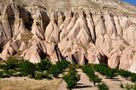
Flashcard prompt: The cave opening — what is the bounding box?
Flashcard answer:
[24,12,34,31]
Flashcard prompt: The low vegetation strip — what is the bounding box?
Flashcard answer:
[0,57,70,80]
[63,68,80,89]
[0,57,136,90]
[82,64,109,90]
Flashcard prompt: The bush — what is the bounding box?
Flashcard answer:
[68,64,80,71]
[6,70,15,76]
[49,60,70,78]
[43,71,52,80]
[119,70,132,78]
[98,83,109,90]
[36,59,52,71]
[122,83,135,90]
[121,83,136,90]
[0,71,3,78]
[49,65,61,78]
[82,64,94,74]
[0,71,10,78]
[19,60,36,77]
[1,73,10,78]
[63,68,80,89]
[34,71,52,80]
[57,60,70,71]
[82,64,102,86]
[35,71,45,80]
[130,74,136,82]
[0,64,5,69]
[93,64,117,78]
[92,76,102,86]
[4,57,19,70]
[12,72,23,77]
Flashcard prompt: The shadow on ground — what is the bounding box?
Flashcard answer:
[74,83,92,89]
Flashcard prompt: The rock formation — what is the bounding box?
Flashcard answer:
[0,0,136,72]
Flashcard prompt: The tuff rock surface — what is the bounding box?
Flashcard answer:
[1,0,136,72]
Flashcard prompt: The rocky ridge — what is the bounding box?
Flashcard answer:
[0,0,136,72]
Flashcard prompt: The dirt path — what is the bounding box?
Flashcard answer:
[58,69,133,90]
[58,69,97,90]
[73,69,97,90]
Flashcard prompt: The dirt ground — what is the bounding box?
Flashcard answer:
[58,69,134,90]
[0,70,134,90]
[0,77,62,90]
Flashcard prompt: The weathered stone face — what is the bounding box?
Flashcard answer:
[1,0,136,72]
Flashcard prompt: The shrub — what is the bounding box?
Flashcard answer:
[12,72,23,77]
[82,64,94,74]
[57,60,70,71]
[119,70,132,78]
[35,71,45,80]
[4,57,19,70]
[49,60,70,78]
[121,83,136,90]
[98,83,109,90]
[49,65,61,78]
[6,70,15,76]
[43,71,52,80]
[1,73,10,78]
[82,64,102,86]
[63,68,80,89]
[19,60,36,77]
[93,64,117,78]
[105,69,117,78]
[0,71,3,78]
[92,76,102,86]
[68,64,80,71]
[0,64,5,69]
[36,59,52,71]
[130,74,136,82]
[0,71,10,78]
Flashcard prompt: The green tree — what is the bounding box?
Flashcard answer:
[93,64,117,78]
[36,58,52,71]
[19,60,36,77]
[4,57,19,70]
[63,68,80,89]
[119,70,132,78]
[49,65,60,78]
[130,74,136,82]
[98,83,109,90]
[49,60,70,78]
[82,64,102,86]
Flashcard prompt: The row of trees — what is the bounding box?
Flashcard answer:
[1,57,136,89]
[63,67,80,89]
[0,57,70,79]
[82,64,109,90]
[92,64,136,82]
[0,57,80,89]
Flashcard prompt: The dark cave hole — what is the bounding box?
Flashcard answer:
[100,54,108,65]
[24,12,34,30]
[0,47,2,53]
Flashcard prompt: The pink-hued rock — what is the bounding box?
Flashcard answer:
[21,42,46,63]
[1,0,136,72]
[0,41,16,60]
[45,12,60,43]
[119,44,136,70]
[129,55,136,73]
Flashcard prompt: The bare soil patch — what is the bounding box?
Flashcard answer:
[0,77,62,90]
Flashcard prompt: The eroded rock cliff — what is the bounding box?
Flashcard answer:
[1,0,136,72]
